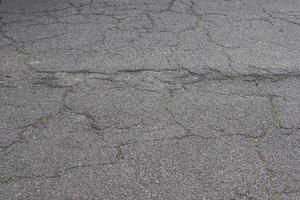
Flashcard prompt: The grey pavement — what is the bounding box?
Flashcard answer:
[0,0,300,199]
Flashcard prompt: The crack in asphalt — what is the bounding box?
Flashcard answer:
[1,0,300,199]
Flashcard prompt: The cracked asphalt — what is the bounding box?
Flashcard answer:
[0,0,300,199]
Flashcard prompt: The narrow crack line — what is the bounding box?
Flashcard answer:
[107,134,216,148]
[164,107,216,140]
[251,138,281,200]
[278,126,300,131]
[33,67,300,84]
[187,2,237,49]
[66,0,81,12]
[203,26,239,49]
[258,4,300,27]
[267,96,299,133]
[154,0,176,13]
[164,107,192,135]
[268,95,282,129]
[116,68,180,74]
[0,159,120,186]
[106,128,272,150]
[61,105,259,148]
[66,0,94,13]
[276,17,300,26]
[62,101,145,135]
[0,116,51,151]
[61,104,109,134]
[0,128,27,151]
[246,94,282,200]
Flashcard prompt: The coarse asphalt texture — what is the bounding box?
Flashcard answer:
[0,0,300,199]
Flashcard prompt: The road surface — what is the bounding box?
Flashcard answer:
[0,0,299,199]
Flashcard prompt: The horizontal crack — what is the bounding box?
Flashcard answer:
[35,67,300,81]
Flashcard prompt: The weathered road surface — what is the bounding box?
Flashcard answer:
[0,0,299,199]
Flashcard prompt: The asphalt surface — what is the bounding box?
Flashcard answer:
[0,0,300,199]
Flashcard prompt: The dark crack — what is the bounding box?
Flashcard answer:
[0,116,50,151]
